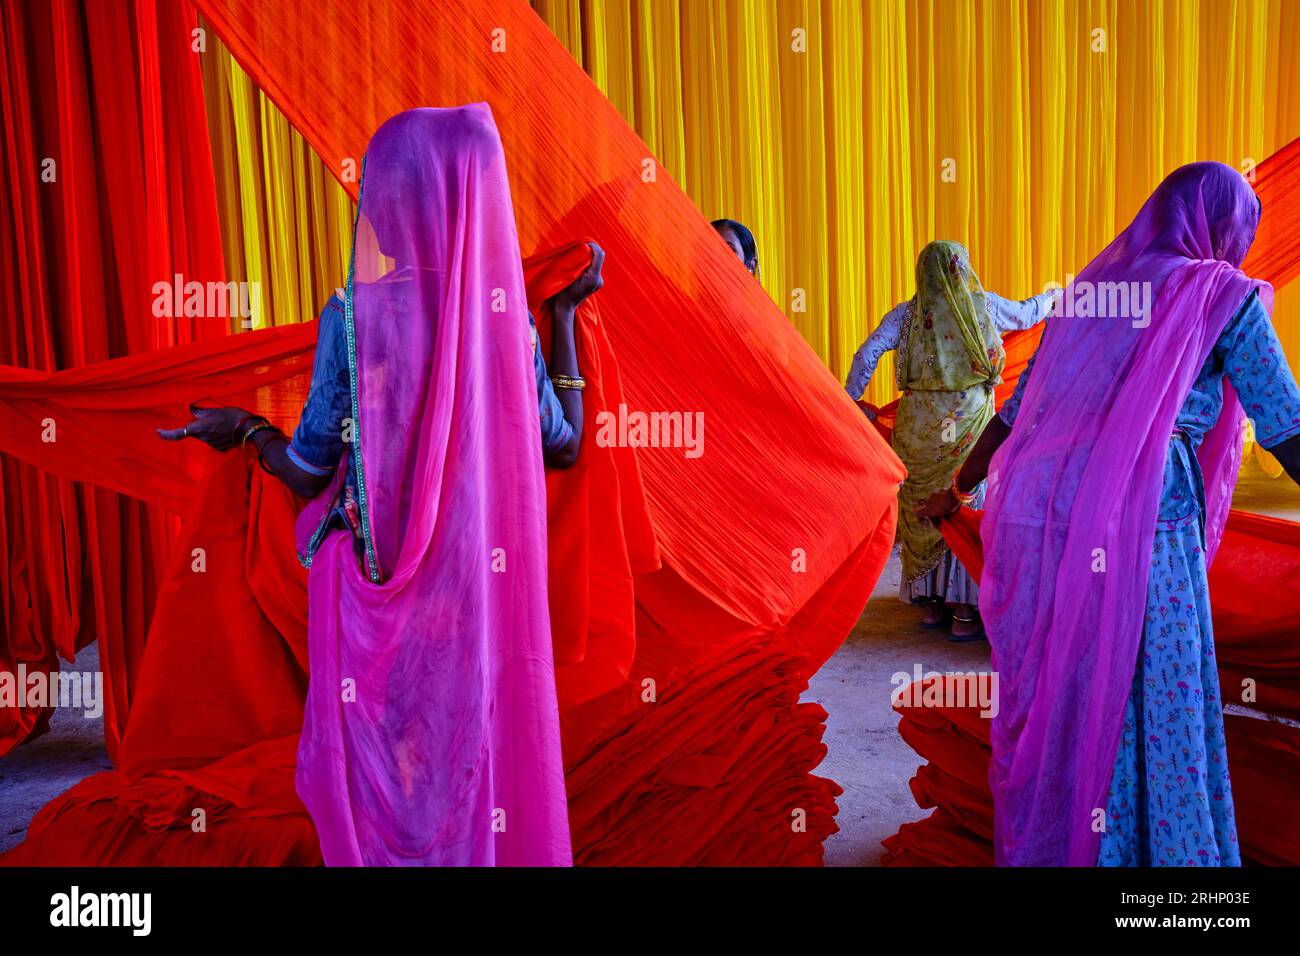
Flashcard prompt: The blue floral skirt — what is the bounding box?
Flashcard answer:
[1097,444,1240,866]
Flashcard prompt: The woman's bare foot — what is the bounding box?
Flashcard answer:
[949,603,985,642]
[920,599,949,629]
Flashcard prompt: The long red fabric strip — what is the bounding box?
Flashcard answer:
[0,0,227,759]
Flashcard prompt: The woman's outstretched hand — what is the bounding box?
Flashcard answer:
[918,488,962,526]
[157,404,254,452]
[551,242,605,312]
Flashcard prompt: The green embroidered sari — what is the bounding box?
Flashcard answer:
[892,241,1005,585]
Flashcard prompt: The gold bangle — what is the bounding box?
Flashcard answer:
[950,473,976,506]
[551,374,586,391]
[241,421,275,447]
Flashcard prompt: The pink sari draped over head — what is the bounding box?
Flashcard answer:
[980,163,1271,866]
[293,105,572,865]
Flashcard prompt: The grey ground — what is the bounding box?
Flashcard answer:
[3,467,1297,863]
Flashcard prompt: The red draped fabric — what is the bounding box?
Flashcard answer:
[0,0,226,760]
[0,232,892,865]
[190,0,904,629]
[522,242,662,710]
[0,0,905,860]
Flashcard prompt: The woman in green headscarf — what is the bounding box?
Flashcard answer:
[845,241,1053,640]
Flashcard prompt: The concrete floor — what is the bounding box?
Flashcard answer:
[2,462,1297,862]
[0,642,110,855]
[807,552,990,866]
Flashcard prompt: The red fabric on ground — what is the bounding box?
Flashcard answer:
[887,612,1300,867]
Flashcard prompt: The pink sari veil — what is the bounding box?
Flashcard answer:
[293,105,572,865]
[980,162,1271,866]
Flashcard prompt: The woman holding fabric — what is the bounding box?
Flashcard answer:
[921,163,1300,866]
[157,105,591,865]
[845,241,1053,641]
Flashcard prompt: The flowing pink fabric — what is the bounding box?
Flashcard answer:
[293,106,571,865]
[980,163,1271,866]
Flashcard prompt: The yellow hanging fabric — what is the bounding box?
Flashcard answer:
[532,0,1300,407]
[196,2,1300,412]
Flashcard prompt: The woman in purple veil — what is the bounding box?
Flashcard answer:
[160,105,578,865]
[923,162,1300,865]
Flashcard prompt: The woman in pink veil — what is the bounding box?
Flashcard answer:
[160,105,575,865]
[923,162,1300,865]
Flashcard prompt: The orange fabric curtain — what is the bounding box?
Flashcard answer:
[192,0,904,635]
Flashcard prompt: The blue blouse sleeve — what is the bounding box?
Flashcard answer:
[1220,289,1300,449]
[532,315,575,453]
[288,294,350,476]
[997,326,1044,427]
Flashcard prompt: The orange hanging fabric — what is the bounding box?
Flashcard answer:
[190,0,905,634]
[0,0,229,760]
[522,242,661,709]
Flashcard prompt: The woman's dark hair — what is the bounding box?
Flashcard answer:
[711,218,760,277]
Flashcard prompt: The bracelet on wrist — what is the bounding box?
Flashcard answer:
[241,420,275,446]
[231,413,257,441]
[950,472,977,507]
[551,374,586,391]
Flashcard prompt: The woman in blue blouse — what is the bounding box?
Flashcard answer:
[160,246,605,547]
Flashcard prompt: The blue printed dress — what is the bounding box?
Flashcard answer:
[289,293,574,557]
[1000,290,1300,866]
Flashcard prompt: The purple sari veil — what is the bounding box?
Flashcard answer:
[294,106,572,865]
[980,162,1272,866]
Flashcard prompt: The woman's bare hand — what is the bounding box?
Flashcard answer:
[552,242,605,312]
[917,488,961,525]
[157,404,253,452]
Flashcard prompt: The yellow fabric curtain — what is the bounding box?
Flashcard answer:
[197,2,1300,412]
[534,0,1300,407]
[198,22,354,330]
